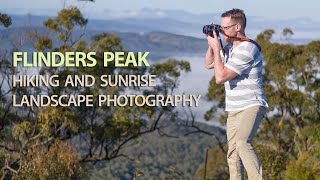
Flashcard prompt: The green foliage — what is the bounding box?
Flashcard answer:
[35,35,52,51]
[0,6,198,179]
[2,5,319,179]
[0,12,12,27]
[37,107,79,138]
[282,28,294,36]
[15,141,85,180]
[256,143,286,179]
[195,146,228,180]
[205,76,226,124]
[285,153,320,180]
[44,6,87,32]
[12,121,32,142]
[150,59,191,78]
[89,122,224,179]
[255,30,320,178]
[149,59,191,95]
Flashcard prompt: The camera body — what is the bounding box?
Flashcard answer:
[203,24,222,37]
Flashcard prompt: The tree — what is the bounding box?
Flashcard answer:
[282,28,294,41]
[195,146,229,180]
[0,6,192,178]
[0,13,12,27]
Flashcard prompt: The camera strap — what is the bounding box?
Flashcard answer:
[239,37,262,52]
[220,31,262,52]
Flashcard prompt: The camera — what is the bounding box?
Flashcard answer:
[203,24,222,37]
[203,23,225,56]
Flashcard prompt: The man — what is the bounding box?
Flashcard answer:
[205,8,268,180]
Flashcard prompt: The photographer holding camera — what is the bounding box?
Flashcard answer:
[204,9,268,180]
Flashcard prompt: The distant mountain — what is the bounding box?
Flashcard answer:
[115,31,207,59]
[0,26,208,60]
[5,14,205,38]
[1,9,319,59]
[3,10,319,42]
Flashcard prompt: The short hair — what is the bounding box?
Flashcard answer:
[221,9,247,29]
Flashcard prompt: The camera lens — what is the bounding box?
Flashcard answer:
[203,25,213,37]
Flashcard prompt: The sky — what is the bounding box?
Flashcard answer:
[1,0,320,20]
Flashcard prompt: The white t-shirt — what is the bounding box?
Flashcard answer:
[222,41,268,111]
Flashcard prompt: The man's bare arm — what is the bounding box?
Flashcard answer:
[205,46,215,69]
[213,51,238,84]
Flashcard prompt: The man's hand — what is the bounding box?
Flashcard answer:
[207,31,220,54]
[207,31,238,84]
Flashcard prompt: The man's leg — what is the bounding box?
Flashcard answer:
[227,111,244,180]
[236,106,266,180]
